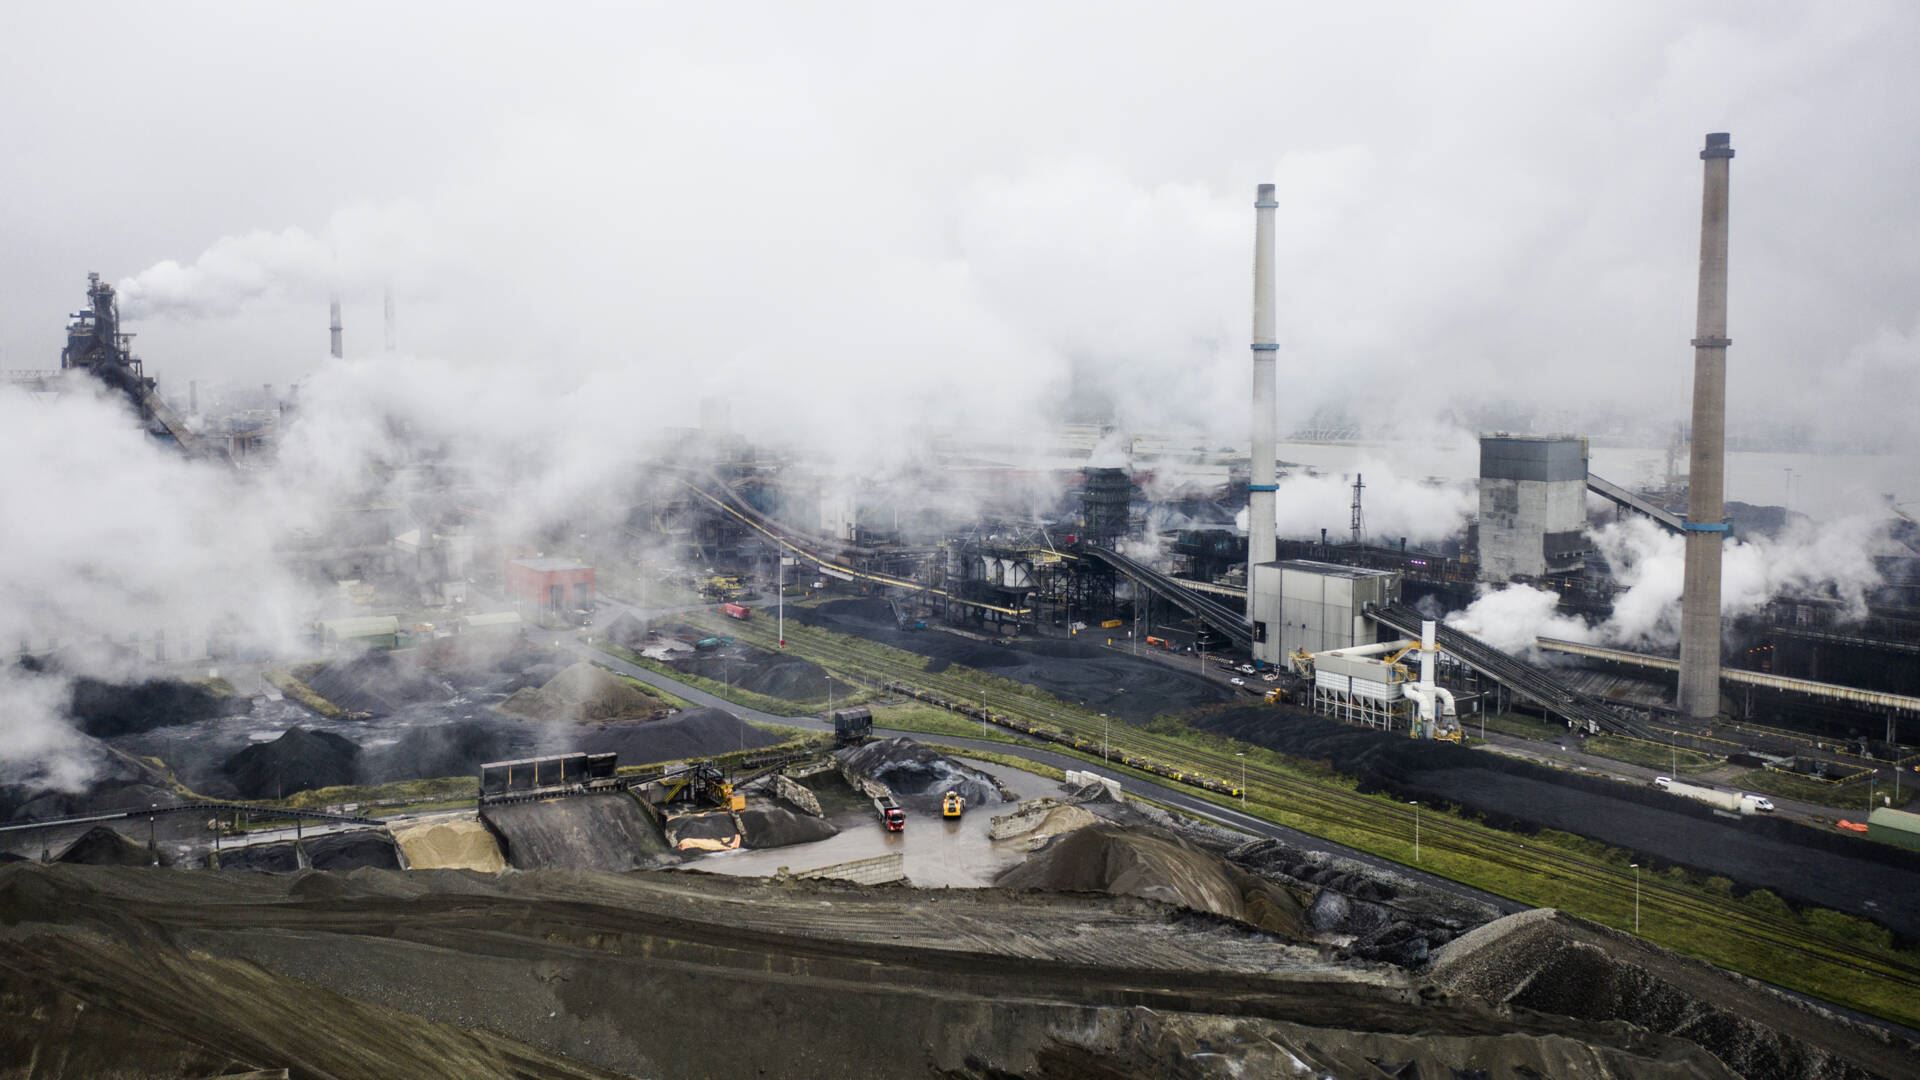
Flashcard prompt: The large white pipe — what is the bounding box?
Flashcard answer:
[1247,183,1278,620]
[1419,619,1436,690]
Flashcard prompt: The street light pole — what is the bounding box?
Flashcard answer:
[1410,800,1421,863]
[1630,862,1641,933]
[1238,752,1247,808]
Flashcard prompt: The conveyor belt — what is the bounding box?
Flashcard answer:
[1587,474,1684,534]
[1081,545,1253,652]
[1368,603,1652,738]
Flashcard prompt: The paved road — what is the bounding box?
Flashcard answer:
[1476,731,1838,824]
[570,638,1523,917]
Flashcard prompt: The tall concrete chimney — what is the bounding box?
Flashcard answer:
[1247,183,1279,619]
[188,379,198,416]
[1678,132,1734,719]
[329,295,344,359]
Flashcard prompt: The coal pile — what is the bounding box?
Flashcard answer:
[70,676,244,736]
[997,824,1308,939]
[216,841,302,872]
[1196,707,1920,940]
[793,599,1229,720]
[738,806,838,849]
[304,830,402,871]
[222,728,360,799]
[569,707,781,765]
[301,652,450,716]
[55,825,164,867]
[7,780,182,824]
[481,793,672,871]
[839,737,1003,805]
[665,633,852,705]
[361,720,515,784]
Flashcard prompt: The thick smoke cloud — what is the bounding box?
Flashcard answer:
[1240,463,1475,546]
[1449,514,1896,657]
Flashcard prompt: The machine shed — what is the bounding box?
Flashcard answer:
[1867,806,1920,853]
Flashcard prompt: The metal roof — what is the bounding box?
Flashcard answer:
[1868,806,1920,835]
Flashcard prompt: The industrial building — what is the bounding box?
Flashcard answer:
[1476,435,1592,582]
[505,557,596,625]
[1250,560,1401,669]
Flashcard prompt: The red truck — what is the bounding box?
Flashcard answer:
[720,603,751,621]
[874,794,905,832]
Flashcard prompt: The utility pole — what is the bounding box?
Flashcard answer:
[1237,752,1247,808]
[1410,800,1421,863]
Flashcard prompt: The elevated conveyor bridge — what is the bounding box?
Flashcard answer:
[1587,474,1685,534]
[1080,545,1253,653]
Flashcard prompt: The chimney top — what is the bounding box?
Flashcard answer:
[1701,132,1734,160]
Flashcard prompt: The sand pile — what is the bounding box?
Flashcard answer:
[482,794,673,871]
[988,798,1098,852]
[839,737,1003,805]
[497,662,667,724]
[738,806,838,849]
[573,707,782,765]
[304,830,402,871]
[665,811,741,852]
[222,728,360,799]
[56,825,164,867]
[997,824,1307,938]
[1432,909,1911,1079]
[392,819,506,872]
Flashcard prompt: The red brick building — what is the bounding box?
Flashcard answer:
[505,557,595,624]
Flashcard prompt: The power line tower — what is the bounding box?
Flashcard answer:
[1350,473,1366,547]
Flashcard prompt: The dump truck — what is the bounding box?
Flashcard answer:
[874,793,905,831]
[832,707,874,746]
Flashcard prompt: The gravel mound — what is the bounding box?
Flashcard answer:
[222,728,360,799]
[839,737,1003,805]
[216,841,302,873]
[304,830,402,871]
[989,799,1099,851]
[392,819,505,872]
[997,824,1307,939]
[69,677,243,736]
[665,810,741,852]
[481,794,672,871]
[55,825,163,867]
[668,640,852,705]
[738,806,839,849]
[569,707,781,765]
[497,662,667,723]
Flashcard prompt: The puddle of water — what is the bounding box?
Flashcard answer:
[698,758,1064,888]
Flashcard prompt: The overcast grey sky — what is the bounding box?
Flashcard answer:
[4,2,1916,451]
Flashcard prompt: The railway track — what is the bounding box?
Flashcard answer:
[688,612,1920,1005]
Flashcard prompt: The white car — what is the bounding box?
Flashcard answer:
[1229,677,1245,687]
[1653,776,1672,790]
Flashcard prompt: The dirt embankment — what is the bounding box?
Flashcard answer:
[0,863,1752,1079]
[1432,908,1918,1080]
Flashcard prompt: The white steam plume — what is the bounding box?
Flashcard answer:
[1238,462,1474,546]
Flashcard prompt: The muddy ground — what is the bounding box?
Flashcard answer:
[0,864,1769,1078]
[792,598,1231,720]
[1196,708,1920,940]
[657,624,854,704]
